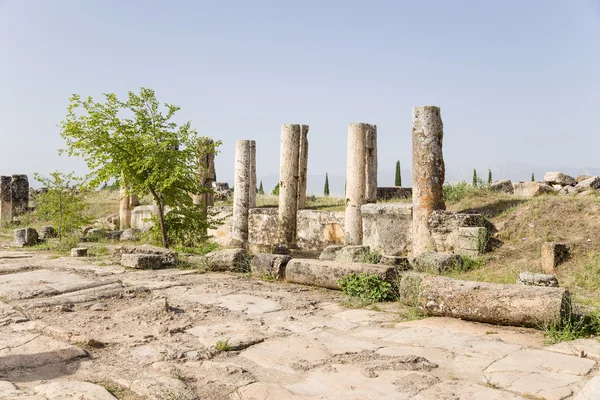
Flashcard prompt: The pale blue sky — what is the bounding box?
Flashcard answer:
[1,1,599,194]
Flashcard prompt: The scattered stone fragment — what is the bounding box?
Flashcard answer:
[577,190,597,197]
[89,303,109,311]
[575,176,600,191]
[70,247,88,257]
[120,228,140,241]
[251,253,291,280]
[517,272,559,287]
[576,175,593,183]
[120,253,164,269]
[205,248,250,272]
[13,227,38,247]
[541,242,569,273]
[490,179,514,194]
[411,252,463,274]
[33,380,118,399]
[559,185,579,196]
[319,245,345,261]
[112,244,178,265]
[272,243,290,255]
[335,245,370,262]
[39,225,57,240]
[513,182,555,197]
[544,172,576,186]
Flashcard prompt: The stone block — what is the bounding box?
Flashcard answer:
[575,176,600,191]
[120,253,164,269]
[559,185,578,196]
[544,172,576,186]
[412,252,463,274]
[206,248,249,272]
[112,244,178,265]
[513,182,555,197]
[576,175,593,183]
[251,253,292,280]
[456,227,487,256]
[517,272,559,287]
[14,227,38,247]
[131,205,159,232]
[248,208,279,253]
[120,228,140,241]
[490,179,514,194]
[541,242,569,273]
[361,203,413,256]
[376,187,412,201]
[335,245,370,262]
[296,209,345,251]
[11,174,29,216]
[207,206,233,247]
[70,248,88,257]
[39,226,57,240]
[429,210,490,253]
[379,255,411,270]
[319,245,345,260]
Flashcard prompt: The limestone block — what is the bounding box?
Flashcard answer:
[206,248,249,272]
[248,208,279,253]
[120,228,140,241]
[207,206,233,247]
[14,228,38,247]
[456,227,487,256]
[513,182,554,197]
[576,175,593,183]
[517,272,559,287]
[131,205,159,231]
[251,253,292,280]
[70,248,88,257]
[10,174,29,216]
[335,245,370,262]
[429,210,490,253]
[559,185,578,196]
[544,172,576,186]
[39,226,57,240]
[575,176,600,191]
[319,245,345,261]
[361,203,413,256]
[490,179,514,194]
[541,242,569,273]
[112,244,177,265]
[297,210,345,251]
[120,253,164,269]
[412,252,463,274]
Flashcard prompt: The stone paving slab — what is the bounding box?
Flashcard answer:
[0,270,101,300]
[187,322,266,350]
[33,381,117,399]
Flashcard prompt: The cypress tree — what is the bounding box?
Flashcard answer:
[324,173,330,197]
[531,173,535,182]
[258,180,264,195]
[395,161,401,186]
[472,169,478,187]
[272,183,279,195]
[487,169,492,185]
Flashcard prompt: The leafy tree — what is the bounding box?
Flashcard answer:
[488,169,492,185]
[324,173,330,196]
[59,87,221,248]
[472,169,478,187]
[531,173,535,182]
[258,180,264,195]
[272,183,280,195]
[395,161,402,186]
[34,171,91,240]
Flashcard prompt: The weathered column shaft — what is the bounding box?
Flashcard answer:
[193,138,216,208]
[297,125,309,209]
[278,124,301,246]
[344,123,374,245]
[10,174,29,216]
[249,140,257,208]
[364,126,378,203]
[232,140,253,246]
[0,176,12,226]
[207,146,216,207]
[412,106,446,256]
[119,187,131,230]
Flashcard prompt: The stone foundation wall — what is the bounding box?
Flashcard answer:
[296,210,345,251]
[248,208,279,253]
[361,203,412,256]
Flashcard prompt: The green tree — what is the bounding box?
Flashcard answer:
[59,87,221,248]
[395,160,402,186]
[472,169,478,187]
[272,183,280,195]
[487,169,492,185]
[324,173,330,196]
[531,173,535,182]
[34,171,91,240]
[258,180,264,195]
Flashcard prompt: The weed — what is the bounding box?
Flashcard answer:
[215,338,231,352]
[260,273,275,282]
[483,375,498,389]
[443,181,490,203]
[339,273,397,305]
[360,249,381,264]
[542,313,600,344]
[170,367,191,383]
[47,235,81,255]
[87,245,109,257]
[574,253,600,291]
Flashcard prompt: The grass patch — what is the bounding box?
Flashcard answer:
[173,242,219,256]
[574,253,600,291]
[215,338,231,352]
[339,273,396,306]
[360,249,381,264]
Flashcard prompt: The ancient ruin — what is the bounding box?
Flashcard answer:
[231,140,256,246]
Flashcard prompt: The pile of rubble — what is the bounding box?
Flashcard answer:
[490,172,600,197]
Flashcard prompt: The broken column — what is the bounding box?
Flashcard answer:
[412,106,446,256]
[344,123,376,245]
[232,140,253,246]
[119,186,131,230]
[0,176,12,226]
[365,127,378,203]
[278,124,301,246]
[193,138,217,208]
[297,125,309,209]
[249,140,257,208]
[10,174,29,216]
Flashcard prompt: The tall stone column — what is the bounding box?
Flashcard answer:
[232,140,253,246]
[10,175,29,216]
[119,186,131,230]
[278,124,301,246]
[345,123,375,245]
[297,125,309,209]
[193,138,217,208]
[412,106,446,257]
[364,126,378,203]
[249,140,257,208]
[0,176,12,226]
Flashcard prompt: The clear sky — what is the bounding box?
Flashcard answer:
[1,0,599,194]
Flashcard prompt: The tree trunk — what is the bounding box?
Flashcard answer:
[149,187,169,248]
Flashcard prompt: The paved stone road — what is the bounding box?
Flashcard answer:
[0,249,599,399]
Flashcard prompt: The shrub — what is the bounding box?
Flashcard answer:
[360,249,381,264]
[339,273,396,304]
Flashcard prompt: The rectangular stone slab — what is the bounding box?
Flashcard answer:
[0,270,97,300]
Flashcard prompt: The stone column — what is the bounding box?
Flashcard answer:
[297,125,309,209]
[278,124,301,246]
[412,106,446,257]
[249,140,257,208]
[232,140,253,246]
[10,174,29,216]
[0,176,12,226]
[119,186,131,230]
[345,123,374,245]
[193,138,217,208]
[364,126,378,203]
[207,145,216,207]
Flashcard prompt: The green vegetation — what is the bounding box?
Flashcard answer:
[339,273,396,304]
[488,169,492,185]
[215,338,231,352]
[360,249,381,264]
[531,172,535,181]
[272,183,280,195]
[395,160,401,186]
[258,180,264,195]
[443,181,489,202]
[472,169,478,187]
[543,312,600,344]
[60,87,221,248]
[324,173,330,196]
